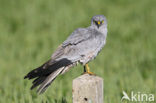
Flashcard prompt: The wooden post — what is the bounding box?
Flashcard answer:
[72,74,103,103]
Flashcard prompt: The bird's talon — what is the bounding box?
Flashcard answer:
[82,72,96,76]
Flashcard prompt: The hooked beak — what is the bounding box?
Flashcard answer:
[96,21,102,28]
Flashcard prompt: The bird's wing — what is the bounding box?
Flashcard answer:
[62,28,90,47]
[50,28,91,61]
[55,28,105,63]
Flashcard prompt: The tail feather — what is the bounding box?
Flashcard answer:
[24,58,73,93]
[37,67,64,94]
[24,60,53,79]
[24,58,72,80]
[31,76,46,90]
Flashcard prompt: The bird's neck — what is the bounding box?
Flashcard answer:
[99,27,107,35]
[90,26,107,36]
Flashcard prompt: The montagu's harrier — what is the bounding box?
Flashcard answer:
[24,15,108,94]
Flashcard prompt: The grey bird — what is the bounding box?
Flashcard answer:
[24,15,108,94]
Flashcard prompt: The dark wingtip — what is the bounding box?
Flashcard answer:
[24,75,28,79]
[30,85,35,90]
[24,74,31,79]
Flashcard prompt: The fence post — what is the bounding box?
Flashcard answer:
[72,74,103,103]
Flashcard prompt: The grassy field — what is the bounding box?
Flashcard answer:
[0,0,156,103]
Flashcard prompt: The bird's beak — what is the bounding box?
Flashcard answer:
[97,21,101,28]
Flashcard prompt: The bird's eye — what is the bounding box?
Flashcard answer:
[102,20,104,24]
[94,20,100,25]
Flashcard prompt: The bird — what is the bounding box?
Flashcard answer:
[24,15,108,94]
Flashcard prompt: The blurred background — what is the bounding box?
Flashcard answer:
[0,0,155,103]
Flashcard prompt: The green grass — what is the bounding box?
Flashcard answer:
[0,0,156,103]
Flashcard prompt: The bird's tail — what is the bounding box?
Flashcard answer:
[24,58,73,94]
[37,67,64,94]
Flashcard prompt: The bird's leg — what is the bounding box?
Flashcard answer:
[84,65,87,72]
[83,64,95,75]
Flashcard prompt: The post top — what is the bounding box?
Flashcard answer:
[72,74,104,103]
[73,74,103,84]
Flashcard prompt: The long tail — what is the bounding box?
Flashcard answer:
[24,58,72,94]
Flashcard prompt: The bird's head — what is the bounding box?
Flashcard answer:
[91,15,107,29]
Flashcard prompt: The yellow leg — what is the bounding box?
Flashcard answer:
[83,64,95,75]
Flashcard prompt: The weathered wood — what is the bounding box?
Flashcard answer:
[72,74,103,103]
